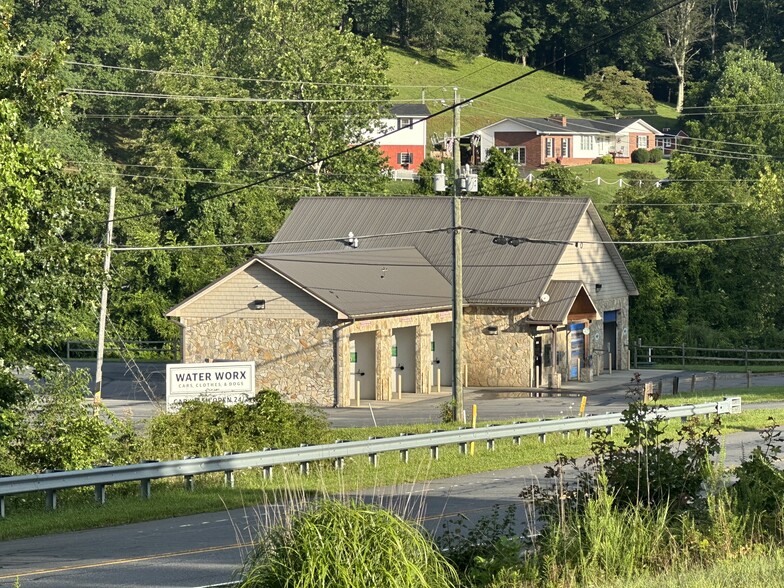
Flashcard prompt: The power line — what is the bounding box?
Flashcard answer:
[106,0,690,226]
[112,227,454,252]
[64,59,442,89]
[66,88,409,104]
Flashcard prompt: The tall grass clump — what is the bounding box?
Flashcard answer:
[239,498,458,588]
[535,476,676,585]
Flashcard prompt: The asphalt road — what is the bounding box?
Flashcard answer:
[0,430,771,588]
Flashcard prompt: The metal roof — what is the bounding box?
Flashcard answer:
[259,247,452,318]
[266,197,635,307]
[388,104,431,118]
[491,117,661,135]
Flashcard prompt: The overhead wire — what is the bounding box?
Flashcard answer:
[64,59,443,89]
[104,0,691,226]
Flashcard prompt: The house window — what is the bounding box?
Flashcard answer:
[397,152,414,165]
[637,135,649,148]
[664,137,672,148]
[397,118,414,129]
[561,138,570,158]
[580,136,594,151]
[545,138,554,158]
[499,146,526,164]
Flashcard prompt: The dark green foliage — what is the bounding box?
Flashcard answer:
[439,504,525,586]
[732,418,784,535]
[417,156,454,194]
[583,66,655,117]
[631,148,650,163]
[648,147,663,163]
[0,368,138,475]
[479,148,531,196]
[534,163,580,196]
[143,391,330,459]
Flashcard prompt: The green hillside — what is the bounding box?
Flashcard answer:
[385,47,678,139]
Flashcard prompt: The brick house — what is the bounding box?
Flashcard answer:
[468,116,662,168]
[166,197,638,407]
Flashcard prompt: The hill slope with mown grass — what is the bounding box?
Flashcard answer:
[386,47,679,141]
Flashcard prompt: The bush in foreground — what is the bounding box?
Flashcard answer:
[239,499,458,588]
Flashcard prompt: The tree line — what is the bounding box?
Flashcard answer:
[347,0,784,112]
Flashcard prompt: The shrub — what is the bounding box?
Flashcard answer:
[631,148,650,163]
[0,367,138,474]
[589,374,722,510]
[417,156,454,194]
[240,499,459,588]
[143,390,330,459]
[648,147,664,162]
[534,163,581,195]
[595,154,615,164]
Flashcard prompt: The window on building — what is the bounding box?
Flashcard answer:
[397,152,414,165]
[637,135,649,148]
[545,138,554,158]
[664,137,672,148]
[580,136,594,151]
[499,146,526,164]
[561,138,570,158]
[397,118,414,129]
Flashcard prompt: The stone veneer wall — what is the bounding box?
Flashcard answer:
[182,317,337,406]
[463,307,533,387]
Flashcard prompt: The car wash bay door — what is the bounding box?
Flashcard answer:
[349,332,375,401]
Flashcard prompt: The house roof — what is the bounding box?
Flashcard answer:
[388,104,431,118]
[474,117,661,136]
[265,197,637,307]
[258,247,452,318]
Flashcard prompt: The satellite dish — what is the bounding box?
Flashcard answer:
[540,293,550,303]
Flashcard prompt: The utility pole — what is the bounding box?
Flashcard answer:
[95,186,116,406]
[451,87,464,423]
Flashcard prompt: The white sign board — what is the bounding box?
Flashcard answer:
[166,361,256,412]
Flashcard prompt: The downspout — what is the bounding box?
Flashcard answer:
[333,318,356,407]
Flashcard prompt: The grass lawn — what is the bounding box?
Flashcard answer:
[567,161,668,205]
[385,47,679,138]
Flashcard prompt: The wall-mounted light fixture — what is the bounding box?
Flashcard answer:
[252,299,266,310]
[487,326,499,335]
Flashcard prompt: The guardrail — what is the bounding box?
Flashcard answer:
[0,398,741,518]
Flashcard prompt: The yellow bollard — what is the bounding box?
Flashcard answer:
[437,368,441,393]
[579,395,587,417]
[470,404,477,456]
[397,374,402,400]
[356,380,361,407]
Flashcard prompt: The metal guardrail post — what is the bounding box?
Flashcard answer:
[95,484,107,504]
[140,479,151,499]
